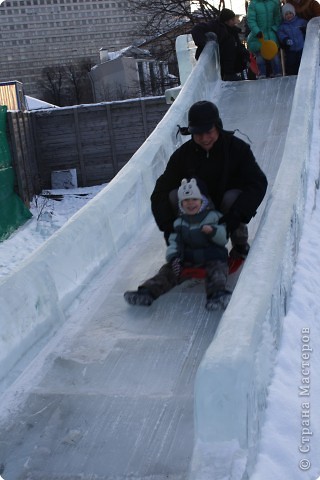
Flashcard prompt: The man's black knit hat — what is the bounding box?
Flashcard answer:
[188,100,223,134]
[219,8,236,23]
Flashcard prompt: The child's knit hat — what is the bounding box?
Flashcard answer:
[178,178,209,213]
[282,3,296,17]
[178,178,202,203]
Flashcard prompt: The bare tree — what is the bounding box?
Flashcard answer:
[64,63,82,104]
[126,0,220,80]
[38,58,95,106]
[39,65,65,106]
[64,58,95,105]
[128,0,219,40]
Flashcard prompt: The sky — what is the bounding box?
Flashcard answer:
[227,0,246,14]
[217,0,246,14]
[191,0,246,15]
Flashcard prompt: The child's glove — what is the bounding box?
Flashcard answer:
[256,31,263,39]
[202,225,217,235]
[171,257,182,278]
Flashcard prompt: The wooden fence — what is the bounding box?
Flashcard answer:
[7,110,40,206]
[7,96,170,204]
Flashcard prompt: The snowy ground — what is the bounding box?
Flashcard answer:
[0,184,106,278]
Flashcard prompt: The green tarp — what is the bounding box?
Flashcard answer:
[0,105,32,242]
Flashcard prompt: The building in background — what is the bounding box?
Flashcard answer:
[89,46,179,102]
[0,0,148,98]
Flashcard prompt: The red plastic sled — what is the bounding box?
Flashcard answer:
[181,267,207,279]
[181,257,244,279]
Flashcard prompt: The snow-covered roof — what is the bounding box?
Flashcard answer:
[25,95,59,110]
[97,45,152,65]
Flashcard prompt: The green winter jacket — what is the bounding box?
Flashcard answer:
[247,0,282,53]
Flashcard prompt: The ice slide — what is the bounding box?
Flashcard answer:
[0,19,319,480]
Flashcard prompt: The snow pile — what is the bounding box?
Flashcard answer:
[0,185,106,278]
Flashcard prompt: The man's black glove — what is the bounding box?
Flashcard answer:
[256,31,263,39]
[164,231,172,245]
[163,222,174,245]
[218,211,241,237]
[171,257,182,278]
[205,32,218,42]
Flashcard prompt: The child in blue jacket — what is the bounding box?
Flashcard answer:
[278,3,308,75]
[124,178,230,311]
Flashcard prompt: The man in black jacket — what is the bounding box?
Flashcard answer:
[192,8,249,81]
[151,100,268,260]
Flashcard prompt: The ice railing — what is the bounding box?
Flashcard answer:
[165,34,200,104]
[0,39,220,384]
[189,18,320,480]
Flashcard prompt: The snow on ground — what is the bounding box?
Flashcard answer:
[0,184,106,278]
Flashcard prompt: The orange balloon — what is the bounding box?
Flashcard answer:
[259,37,278,60]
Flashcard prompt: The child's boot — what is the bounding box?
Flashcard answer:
[205,290,231,311]
[124,288,154,306]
